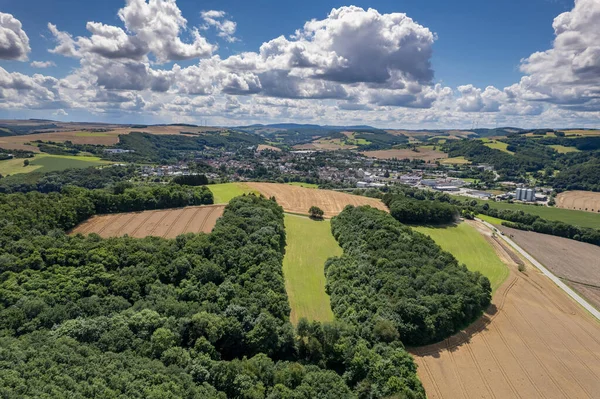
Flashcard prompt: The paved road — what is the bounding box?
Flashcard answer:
[478,219,600,321]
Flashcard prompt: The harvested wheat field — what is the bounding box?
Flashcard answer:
[361,148,448,161]
[72,205,225,239]
[556,191,600,213]
[499,226,600,309]
[246,182,387,218]
[411,220,600,399]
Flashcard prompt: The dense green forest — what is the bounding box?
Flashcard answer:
[0,165,138,194]
[327,206,491,346]
[383,193,458,224]
[0,191,427,398]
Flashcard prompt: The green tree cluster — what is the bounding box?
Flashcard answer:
[327,206,491,346]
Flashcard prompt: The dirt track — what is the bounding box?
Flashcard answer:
[557,191,600,213]
[71,205,225,239]
[412,220,600,399]
[246,182,387,218]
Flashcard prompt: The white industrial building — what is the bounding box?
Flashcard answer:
[516,187,536,202]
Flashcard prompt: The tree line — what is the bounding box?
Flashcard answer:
[382,193,458,224]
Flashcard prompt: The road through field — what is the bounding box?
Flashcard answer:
[481,220,600,320]
[412,219,600,399]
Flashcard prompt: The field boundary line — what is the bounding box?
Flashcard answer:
[478,219,600,321]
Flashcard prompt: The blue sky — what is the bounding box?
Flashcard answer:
[0,0,598,128]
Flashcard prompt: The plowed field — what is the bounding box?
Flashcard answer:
[556,191,600,213]
[71,205,225,239]
[412,221,600,399]
[246,182,387,218]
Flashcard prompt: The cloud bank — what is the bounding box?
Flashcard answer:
[0,0,599,128]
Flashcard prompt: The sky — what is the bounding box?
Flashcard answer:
[0,0,599,129]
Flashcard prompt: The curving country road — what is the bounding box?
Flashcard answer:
[478,219,600,321]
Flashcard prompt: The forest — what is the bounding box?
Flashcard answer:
[382,193,458,224]
[327,206,491,346]
[0,190,427,398]
[0,165,138,194]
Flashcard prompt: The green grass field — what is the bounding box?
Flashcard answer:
[208,183,257,203]
[483,141,514,154]
[548,145,580,154]
[0,154,109,176]
[283,214,342,324]
[456,196,600,229]
[441,156,470,165]
[287,182,318,189]
[477,214,505,225]
[414,222,509,293]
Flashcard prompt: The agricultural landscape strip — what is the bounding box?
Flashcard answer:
[71,204,225,238]
[412,219,600,398]
[282,214,341,324]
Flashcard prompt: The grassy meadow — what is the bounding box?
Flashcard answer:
[282,214,342,324]
[414,222,509,293]
[0,154,110,176]
[287,182,319,189]
[208,183,257,203]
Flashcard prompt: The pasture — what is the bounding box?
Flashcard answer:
[414,222,509,293]
[72,204,225,239]
[483,140,514,154]
[246,182,387,218]
[0,154,109,176]
[549,144,580,154]
[208,183,257,204]
[282,214,341,324]
[556,190,600,213]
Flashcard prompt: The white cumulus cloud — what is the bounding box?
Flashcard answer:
[0,12,31,61]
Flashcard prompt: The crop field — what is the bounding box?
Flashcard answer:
[412,221,600,399]
[440,156,470,165]
[283,214,341,324]
[71,205,225,239]
[256,144,282,152]
[361,148,448,161]
[246,182,387,218]
[563,129,600,137]
[287,182,318,189]
[500,226,600,310]
[549,144,580,154]
[0,123,225,152]
[0,154,110,176]
[556,190,600,213]
[414,221,509,293]
[293,138,357,151]
[208,183,257,204]
[456,196,600,228]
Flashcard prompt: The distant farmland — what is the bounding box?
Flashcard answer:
[361,147,448,161]
[72,205,225,238]
[556,191,600,213]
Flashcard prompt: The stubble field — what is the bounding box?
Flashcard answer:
[556,191,600,213]
[72,205,225,239]
[246,182,387,217]
[412,220,600,399]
